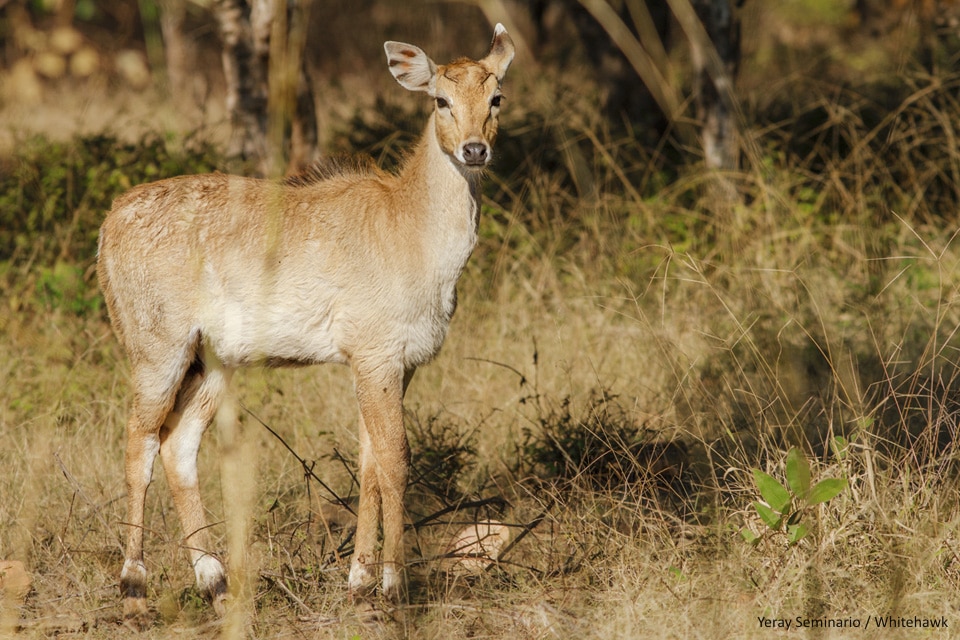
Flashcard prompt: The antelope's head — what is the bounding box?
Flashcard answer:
[385,24,515,170]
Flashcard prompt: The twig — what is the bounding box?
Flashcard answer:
[54,452,118,549]
[464,356,527,386]
[330,448,359,490]
[260,571,316,617]
[494,497,554,564]
[410,497,508,530]
[240,402,355,516]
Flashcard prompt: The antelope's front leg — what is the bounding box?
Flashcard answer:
[348,409,382,596]
[348,363,411,601]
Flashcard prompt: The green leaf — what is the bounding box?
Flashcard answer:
[787,523,809,545]
[785,447,811,498]
[807,478,847,505]
[830,436,849,460]
[753,501,783,530]
[740,528,761,545]
[753,469,791,513]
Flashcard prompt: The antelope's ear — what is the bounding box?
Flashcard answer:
[482,23,515,82]
[384,41,438,95]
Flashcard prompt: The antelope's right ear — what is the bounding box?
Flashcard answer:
[384,41,438,95]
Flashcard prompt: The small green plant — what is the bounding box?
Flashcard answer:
[741,447,847,546]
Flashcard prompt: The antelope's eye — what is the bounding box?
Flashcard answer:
[491,94,502,108]
[436,97,449,109]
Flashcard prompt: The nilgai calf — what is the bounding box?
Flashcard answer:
[98,24,514,621]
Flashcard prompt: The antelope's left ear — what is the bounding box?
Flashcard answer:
[483,23,515,83]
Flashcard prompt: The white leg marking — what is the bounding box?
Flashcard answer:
[382,563,402,597]
[121,558,147,585]
[194,554,226,593]
[348,558,376,592]
[139,435,161,485]
[172,368,229,485]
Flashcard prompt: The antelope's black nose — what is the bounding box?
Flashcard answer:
[461,143,489,166]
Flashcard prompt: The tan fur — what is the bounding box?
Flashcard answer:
[97,25,514,620]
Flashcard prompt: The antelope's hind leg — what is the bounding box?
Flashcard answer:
[121,358,194,623]
[159,356,231,615]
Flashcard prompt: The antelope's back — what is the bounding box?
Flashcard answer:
[96,169,424,368]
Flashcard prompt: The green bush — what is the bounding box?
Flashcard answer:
[0,133,220,314]
[0,133,221,266]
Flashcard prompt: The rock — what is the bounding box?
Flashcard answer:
[115,50,151,89]
[49,26,83,55]
[6,59,43,103]
[70,46,100,78]
[34,51,66,79]
[443,520,510,572]
[0,560,31,603]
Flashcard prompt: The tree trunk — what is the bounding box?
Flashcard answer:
[211,0,317,177]
[158,0,192,105]
[690,0,741,172]
[213,0,269,175]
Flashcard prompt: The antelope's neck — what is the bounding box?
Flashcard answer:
[400,114,482,274]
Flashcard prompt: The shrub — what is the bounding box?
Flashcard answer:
[0,133,221,314]
[0,133,220,266]
[518,391,687,492]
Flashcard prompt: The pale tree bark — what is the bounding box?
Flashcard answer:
[158,0,186,101]
[690,0,741,172]
[266,0,318,175]
[213,0,269,174]
[664,0,747,224]
[211,0,317,177]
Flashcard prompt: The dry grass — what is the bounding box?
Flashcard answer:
[4,203,960,638]
[4,3,960,639]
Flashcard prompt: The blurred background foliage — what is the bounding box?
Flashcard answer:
[3,0,960,255]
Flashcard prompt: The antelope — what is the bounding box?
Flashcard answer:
[97,24,515,620]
